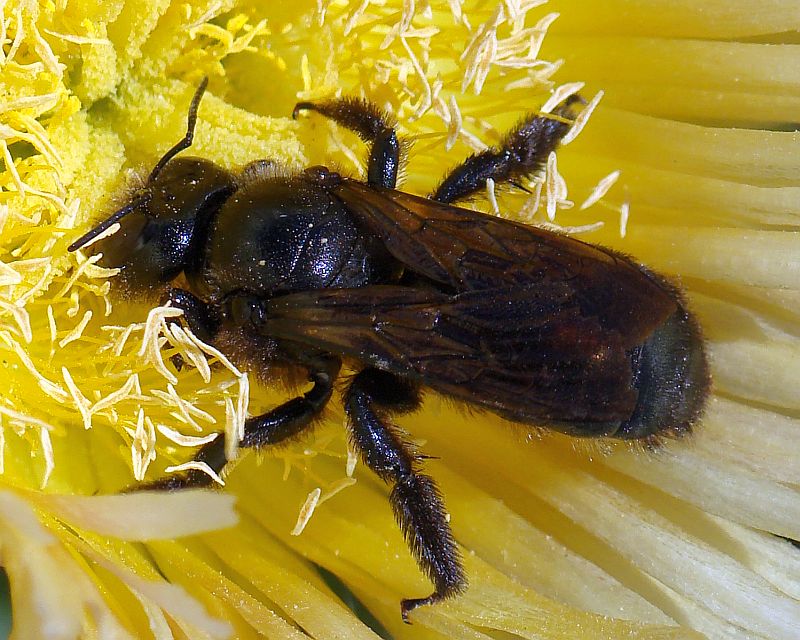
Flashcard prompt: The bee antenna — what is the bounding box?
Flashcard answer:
[147,77,209,184]
[67,192,152,252]
[68,79,208,253]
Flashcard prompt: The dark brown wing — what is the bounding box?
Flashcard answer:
[332,180,677,347]
[265,285,638,427]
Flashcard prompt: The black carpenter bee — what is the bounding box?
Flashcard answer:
[69,78,709,621]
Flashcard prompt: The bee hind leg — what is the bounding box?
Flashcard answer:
[344,368,467,622]
[293,98,402,189]
[430,95,584,204]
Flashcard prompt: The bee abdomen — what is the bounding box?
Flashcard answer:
[617,308,710,440]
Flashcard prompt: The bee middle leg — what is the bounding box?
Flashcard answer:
[137,355,341,490]
[430,96,583,204]
[293,98,401,189]
[344,368,466,622]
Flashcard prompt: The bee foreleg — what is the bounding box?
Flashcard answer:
[162,287,220,345]
[134,356,340,491]
[293,98,401,189]
[344,368,466,623]
[240,356,340,449]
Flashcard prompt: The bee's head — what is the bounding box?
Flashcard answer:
[68,78,235,297]
[76,158,235,297]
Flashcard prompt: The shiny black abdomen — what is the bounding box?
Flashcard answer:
[186,174,402,302]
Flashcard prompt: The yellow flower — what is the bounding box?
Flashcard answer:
[1,0,798,638]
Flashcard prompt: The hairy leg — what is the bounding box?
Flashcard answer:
[138,355,341,490]
[344,368,466,622]
[293,98,401,189]
[431,96,583,204]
